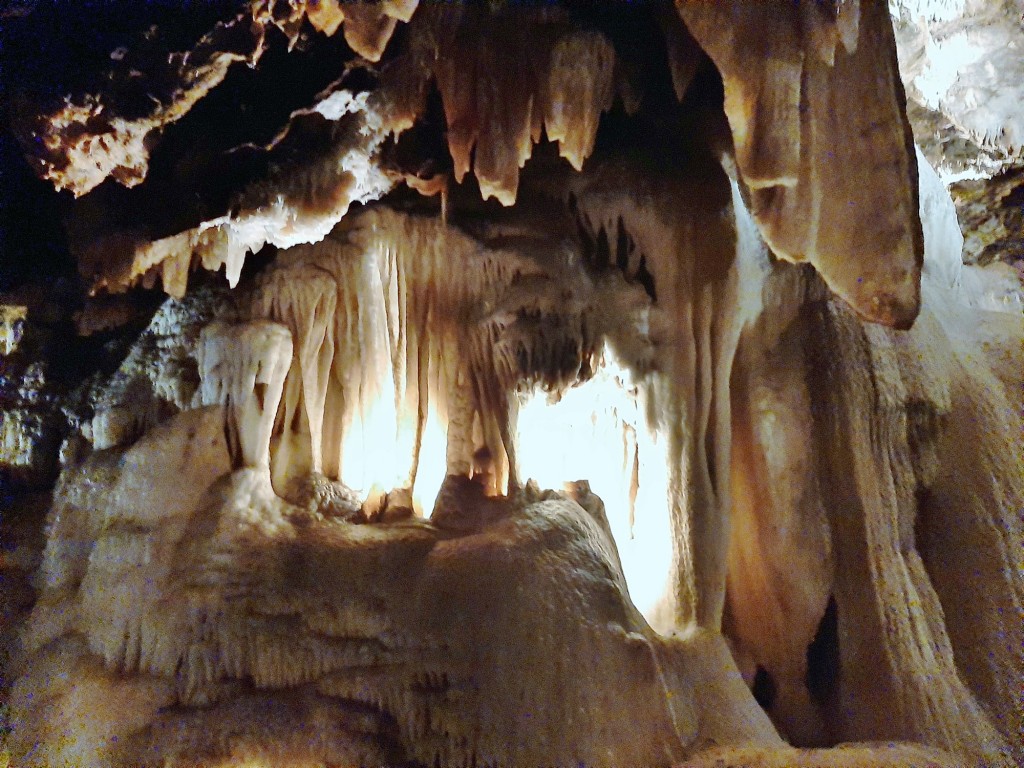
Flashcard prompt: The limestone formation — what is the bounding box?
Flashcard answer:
[1,1,1022,767]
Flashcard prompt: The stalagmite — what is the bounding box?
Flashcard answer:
[10,426,753,766]
[722,152,1023,763]
[725,264,834,746]
[808,301,1013,765]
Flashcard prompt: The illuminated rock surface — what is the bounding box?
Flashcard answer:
[1,2,1022,766]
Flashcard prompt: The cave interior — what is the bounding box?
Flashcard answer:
[0,2,1023,767]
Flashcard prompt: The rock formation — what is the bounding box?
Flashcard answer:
[1,1,1021,766]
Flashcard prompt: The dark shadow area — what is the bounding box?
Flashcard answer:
[806,595,840,709]
[752,665,778,710]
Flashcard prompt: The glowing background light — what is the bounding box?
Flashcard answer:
[517,343,674,623]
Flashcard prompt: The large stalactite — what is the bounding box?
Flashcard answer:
[1,2,1022,767]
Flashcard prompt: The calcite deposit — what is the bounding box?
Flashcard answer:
[1,1,1022,767]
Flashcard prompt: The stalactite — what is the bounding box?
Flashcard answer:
[196,320,293,470]
[564,155,747,631]
[660,9,703,103]
[230,206,603,510]
[12,158,1022,767]
[678,0,923,329]
[253,263,337,475]
[383,9,620,206]
[542,31,616,171]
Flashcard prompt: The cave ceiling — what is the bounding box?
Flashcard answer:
[4,0,930,326]
[0,2,1020,300]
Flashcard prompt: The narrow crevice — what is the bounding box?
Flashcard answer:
[595,225,611,270]
[752,665,778,710]
[635,253,657,302]
[806,596,840,708]
[615,215,630,272]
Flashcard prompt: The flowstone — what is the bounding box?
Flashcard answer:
[10,404,776,767]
